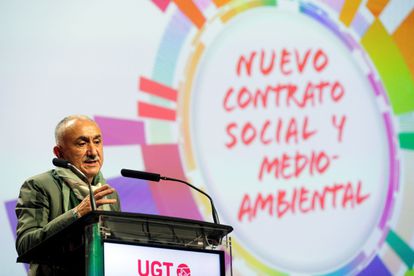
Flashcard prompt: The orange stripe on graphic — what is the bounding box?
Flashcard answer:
[139,76,178,102]
[392,10,414,80]
[173,0,206,29]
[339,0,363,26]
[366,0,389,17]
[138,102,176,121]
[212,0,230,7]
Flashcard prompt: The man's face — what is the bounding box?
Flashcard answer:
[57,119,104,182]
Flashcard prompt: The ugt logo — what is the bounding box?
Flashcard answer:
[176,263,191,276]
[138,259,191,276]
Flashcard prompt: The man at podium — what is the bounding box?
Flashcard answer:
[15,115,121,275]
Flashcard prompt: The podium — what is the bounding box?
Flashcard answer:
[17,211,233,275]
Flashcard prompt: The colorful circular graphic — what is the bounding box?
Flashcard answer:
[135,0,412,275]
[187,6,394,273]
[174,1,399,275]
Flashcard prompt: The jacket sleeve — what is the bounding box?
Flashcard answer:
[15,178,76,256]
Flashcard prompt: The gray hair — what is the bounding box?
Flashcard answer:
[55,115,95,145]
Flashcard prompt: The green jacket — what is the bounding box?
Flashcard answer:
[15,168,121,275]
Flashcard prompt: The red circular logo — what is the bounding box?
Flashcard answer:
[176,263,191,276]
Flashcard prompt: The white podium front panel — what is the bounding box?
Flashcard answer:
[104,241,224,276]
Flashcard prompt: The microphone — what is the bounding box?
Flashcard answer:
[52,158,97,211]
[121,169,220,224]
[120,169,161,182]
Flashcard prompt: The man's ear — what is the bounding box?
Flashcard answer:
[53,146,63,159]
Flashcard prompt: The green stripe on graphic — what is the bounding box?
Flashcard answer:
[386,229,414,268]
[405,269,414,276]
[361,20,414,115]
[263,0,277,6]
[399,133,414,150]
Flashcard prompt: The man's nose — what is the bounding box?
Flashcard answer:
[87,143,98,156]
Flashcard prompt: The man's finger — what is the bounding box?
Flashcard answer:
[96,199,117,205]
[94,188,115,199]
[94,184,111,194]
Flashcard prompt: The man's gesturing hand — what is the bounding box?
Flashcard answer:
[73,184,117,218]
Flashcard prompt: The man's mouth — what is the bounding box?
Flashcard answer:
[84,159,99,165]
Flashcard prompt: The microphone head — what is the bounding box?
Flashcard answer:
[52,158,70,168]
[121,169,161,182]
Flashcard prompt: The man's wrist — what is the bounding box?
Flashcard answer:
[72,208,81,219]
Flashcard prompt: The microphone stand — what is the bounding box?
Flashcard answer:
[120,168,220,224]
[53,158,96,211]
[161,176,220,225]
[67,163,97,211]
